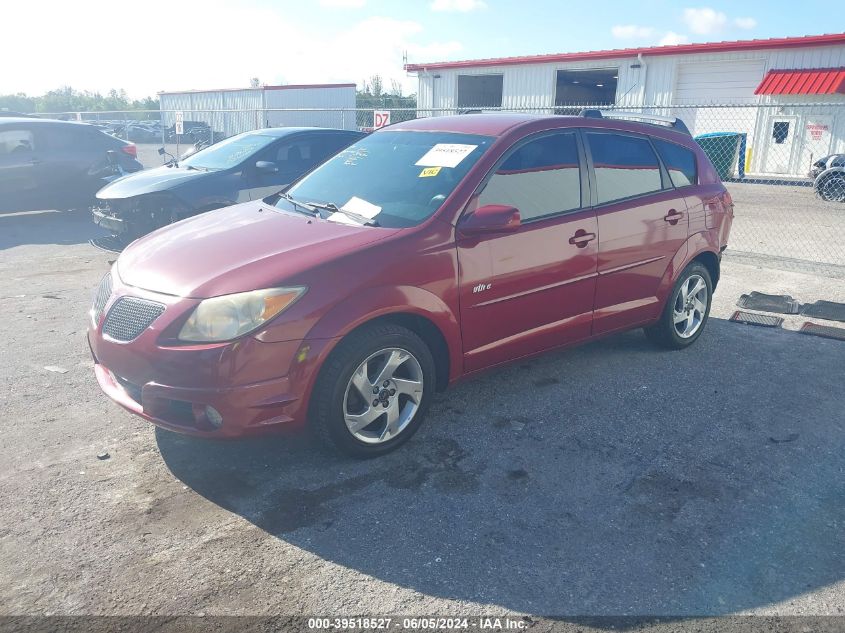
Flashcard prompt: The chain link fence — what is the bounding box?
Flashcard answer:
[38,102,845,267]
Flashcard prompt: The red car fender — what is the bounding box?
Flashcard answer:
[303,284,464,383]
[656,230,721,305]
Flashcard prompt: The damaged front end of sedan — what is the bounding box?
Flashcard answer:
[92,193,193,248]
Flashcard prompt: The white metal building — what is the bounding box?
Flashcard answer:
[406,34,845,177]
[158,83,357,136]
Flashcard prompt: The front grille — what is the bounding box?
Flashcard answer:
[102,296,166,342]
[92,273,112,323]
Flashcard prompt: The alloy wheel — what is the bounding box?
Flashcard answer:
[673,274,708,339]
[342,347,425,444]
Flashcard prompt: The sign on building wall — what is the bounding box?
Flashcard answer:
[801,117,833,171]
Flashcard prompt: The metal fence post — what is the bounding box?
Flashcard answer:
[161,116,166,161]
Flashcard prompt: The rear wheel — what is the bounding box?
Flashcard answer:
[310,323,435,458]
[645,262,712,350]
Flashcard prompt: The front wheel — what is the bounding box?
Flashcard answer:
[645,262,713,350]
[309,323,435,458]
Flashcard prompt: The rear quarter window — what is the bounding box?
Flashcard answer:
[41,126,77,150]
[653,138,697,187]
[91,128,119,145]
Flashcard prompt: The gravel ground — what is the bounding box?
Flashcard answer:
[0,208,843,620]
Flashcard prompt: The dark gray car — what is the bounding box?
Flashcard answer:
[0,118,142,212]
[92,127,365,241]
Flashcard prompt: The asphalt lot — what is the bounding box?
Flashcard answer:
[727,182,845,266]
[0,206,843,618]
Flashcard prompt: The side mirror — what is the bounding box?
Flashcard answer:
[157,147,165,156]
[255,160,279,175]
[458,204,521,236]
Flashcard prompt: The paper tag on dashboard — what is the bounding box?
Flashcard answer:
[415,144,478,168]
[327,213,361,225]
[341,196,381,218]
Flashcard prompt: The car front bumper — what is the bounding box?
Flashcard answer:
[88,277,337,438]
[92,207,127,234]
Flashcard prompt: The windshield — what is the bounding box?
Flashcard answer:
[180,132,276,170]
[281,130,494,228]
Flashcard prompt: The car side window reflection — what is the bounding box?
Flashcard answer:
[0,130,36,156]
[478,132,581,221]
[587,132,662,204]
[275,141,307,164]
[271,139,322,175]
[652,138,697,188]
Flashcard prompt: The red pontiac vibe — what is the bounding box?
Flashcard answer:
[88,112,733,457]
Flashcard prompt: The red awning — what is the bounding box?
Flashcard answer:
[755,68,845,95]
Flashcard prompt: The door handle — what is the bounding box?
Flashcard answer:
[663,209,683,225]
[29,159,43,166]
[568,231,596,247]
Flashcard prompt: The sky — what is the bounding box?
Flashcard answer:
[2,0,842,99]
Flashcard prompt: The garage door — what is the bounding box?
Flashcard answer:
[673,60,766,104]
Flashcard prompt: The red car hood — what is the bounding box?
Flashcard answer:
[117,200,394,298]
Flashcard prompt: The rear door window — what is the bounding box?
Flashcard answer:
[653,138,697,188]
[41,125,83,151]
[478,132,582,221]
[586,132,662,205]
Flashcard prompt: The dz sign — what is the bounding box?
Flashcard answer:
[373,110,391,129]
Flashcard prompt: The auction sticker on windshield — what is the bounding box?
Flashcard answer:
[416,144,478,169]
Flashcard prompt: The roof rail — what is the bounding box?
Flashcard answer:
[579,109,690,135]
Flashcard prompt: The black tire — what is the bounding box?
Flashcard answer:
[309,323,436,458]
[645,261,713,350]
[816,173,845,202]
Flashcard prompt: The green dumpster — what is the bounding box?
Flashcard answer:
[694,132,742,180]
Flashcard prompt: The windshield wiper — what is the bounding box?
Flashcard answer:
[306,201,380,227]
[277,193,320,218]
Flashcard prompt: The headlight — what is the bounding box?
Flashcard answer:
[178,287,306,342]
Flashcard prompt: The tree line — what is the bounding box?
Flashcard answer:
[0,87,159,117]
[2,77,415,116]
[357,75,416,109]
